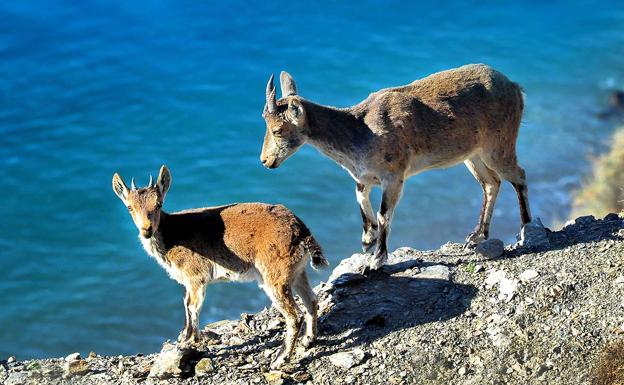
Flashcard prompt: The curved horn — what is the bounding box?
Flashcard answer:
[265,74,276,113]
[148,175,154,187]
[131,178,137,190]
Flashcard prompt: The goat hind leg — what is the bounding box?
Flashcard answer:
[294,272,318,348]
[266,284,302,369]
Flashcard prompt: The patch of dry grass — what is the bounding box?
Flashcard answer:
[571,128,624,219]
[592,340,624,385]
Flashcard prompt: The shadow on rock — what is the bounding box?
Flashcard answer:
[305,255,477,362]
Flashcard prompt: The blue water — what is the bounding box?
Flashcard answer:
[1,1,623,359]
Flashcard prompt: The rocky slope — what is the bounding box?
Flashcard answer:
[2,214,623,385]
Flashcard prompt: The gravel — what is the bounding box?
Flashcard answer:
[3,213,623,385]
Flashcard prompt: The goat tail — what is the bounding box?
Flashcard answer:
[304,235,329,270]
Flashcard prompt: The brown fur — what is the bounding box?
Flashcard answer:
[261,64,531,269]
[112,166,327,368]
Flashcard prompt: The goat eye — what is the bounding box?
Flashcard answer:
[127,206,133,212]
[273,127,283,135]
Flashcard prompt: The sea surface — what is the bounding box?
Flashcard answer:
[1,1,623,359]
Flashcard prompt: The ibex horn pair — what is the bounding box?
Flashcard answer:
[130,176,154,190]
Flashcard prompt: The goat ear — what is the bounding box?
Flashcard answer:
[286,99,303,121]
[280,71,297,97]
[157,165,172,199]
[112,173,129,203]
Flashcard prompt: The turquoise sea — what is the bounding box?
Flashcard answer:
[1,1,623,359]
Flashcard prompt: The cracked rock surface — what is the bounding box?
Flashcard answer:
[2,214,623,384]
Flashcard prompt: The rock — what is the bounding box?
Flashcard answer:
[604,212,620,221]
[474,264,485,273]
[263,370,284,385]
[7,356,16,363]
[475,239,505,258]
[290,370,311,382]
[88,351,97,359]
[148,344,185,379]
[65,359,89,376]
[575,215,595,225]
[485,270,507,287]
[328,349,366,369]
[499,277,519,302]
[519,269,539,282]
[194,358,215,376]
[64,352,81,362]
[416,264,451,280]
[5,372,28,385]
[517,218,549,248]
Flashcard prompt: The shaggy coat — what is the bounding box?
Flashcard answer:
[112,166,327,368]
[260,64,530,270]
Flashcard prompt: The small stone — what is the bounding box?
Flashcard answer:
[499,277,519,302]
[519,269,539,282]
[517,218,549,248]
[65,352,81,362]
[475,239,505,258]
[88,351,97,359]
[7,356,16,364]
[266,318,283,331]
[416,265,451,281]
[458,366,467,375]
[195,358,215,376]
[328,349,367,369]
[575,215,595,225]
[148,345,184,379]
[604,212,620,221]
[65,359,89,376]
[290,370,311,382]
[485,270,506,287]
[614,275,624,285]
[474,264,485,273]
[263,370,284,385]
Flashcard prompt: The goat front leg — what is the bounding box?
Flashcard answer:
[178,288,193,345]
[180,283,206,347]
[356,182,378,252]
[369,177,404,271]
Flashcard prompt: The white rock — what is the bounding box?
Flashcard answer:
[417,265,451,281]
[148,345,184,379]
[519,269,539,282]
[7,356,16,364]
[485,270,506,287]
[499,277,519,302]
[65,352,81,362]
[328,349,366,369]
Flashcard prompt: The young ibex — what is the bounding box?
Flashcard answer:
[112,165,328,368]
[261,64,531,270]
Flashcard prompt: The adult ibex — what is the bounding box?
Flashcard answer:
[260,64,530,271]
[112,165,328,368]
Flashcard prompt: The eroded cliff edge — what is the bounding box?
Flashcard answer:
[2,214,623,385]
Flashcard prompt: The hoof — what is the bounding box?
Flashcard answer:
[464,231,486,248]
[367,251,387,271]
[270,354,287,370]
[361,239,377,253]
[300,335,315,349]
